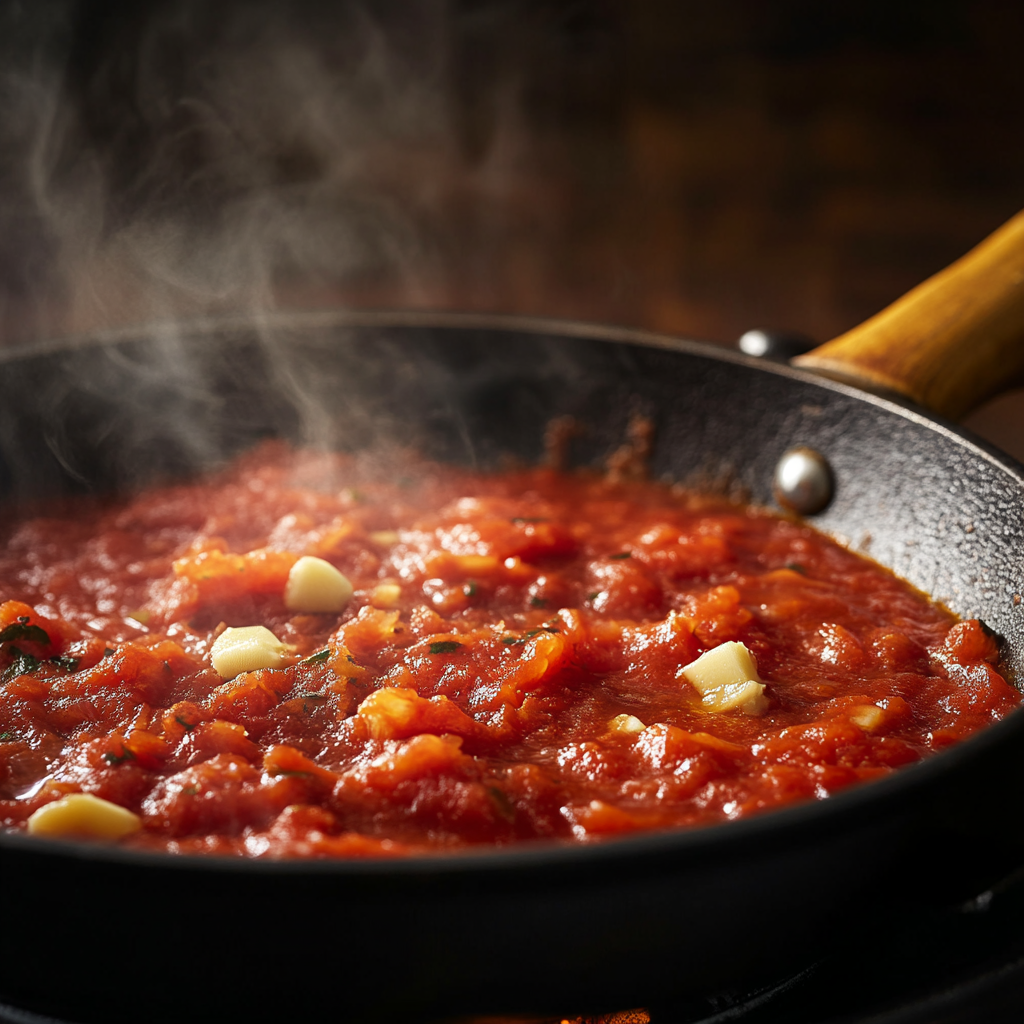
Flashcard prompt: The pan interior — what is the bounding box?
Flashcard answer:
[2,313,1022,684]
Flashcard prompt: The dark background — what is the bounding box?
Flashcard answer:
[1,0,1023,349]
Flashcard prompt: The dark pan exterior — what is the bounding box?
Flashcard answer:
[1,312,1023,1023]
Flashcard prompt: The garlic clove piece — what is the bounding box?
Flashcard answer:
[211,625,291,678]
[680,641,768,716]
[607,713,646,735]
[370,582,402,609]
[701,679,769,715]
[284,555,354,613]
[27,793,142,841]
[850,704,885,731]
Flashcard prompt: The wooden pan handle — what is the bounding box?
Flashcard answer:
[792,209,1024,420]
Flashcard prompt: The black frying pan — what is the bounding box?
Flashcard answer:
[1,214,1024,1024]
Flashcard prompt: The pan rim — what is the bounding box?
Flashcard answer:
[5,305,1020,479]
[2,307,1022,876]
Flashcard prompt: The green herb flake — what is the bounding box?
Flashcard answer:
[785,563,807,574]
[303,649,331,665]
[2,647,41,683]
[610,551,632,560]
[487,785,516,822]
[49,655,80,672]
[103,747,136,766]
[587,592,600,602]
[529,596,548,608]
[503,626,562,647]
[429,640,463,655]
[464,581,478,597]
[0,620,51,646]
[174,715,197,732]
[182,786,199,796]
[103,647,116,658]
[0,731,16,742]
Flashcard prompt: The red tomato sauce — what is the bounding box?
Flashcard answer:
[0,441,1016,857]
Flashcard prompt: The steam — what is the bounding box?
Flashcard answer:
[0,0,554,493]
[0,0,517,346]
[0,0,637,510]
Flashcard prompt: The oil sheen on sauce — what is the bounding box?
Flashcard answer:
[0,441,1016,857]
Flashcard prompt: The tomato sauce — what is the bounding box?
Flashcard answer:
[0,441,1016,857]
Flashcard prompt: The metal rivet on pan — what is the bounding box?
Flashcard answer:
[737,329,817,362]
[774,446,834,515]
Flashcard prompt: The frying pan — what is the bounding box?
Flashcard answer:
[0,212,1024,1024]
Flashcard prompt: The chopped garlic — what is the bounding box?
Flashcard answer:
[608,713,646,735]
[705,679,767,714]
[27,793,141,841]
[211,625,291,678]
[369,530,400,547]
[850,704,884,731]
[284,555,354,613]
[456,554,500,574]
[679,641,768,715]
[370,583,402,609]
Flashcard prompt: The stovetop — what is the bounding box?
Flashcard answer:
[4,869,1024,1024]
[636,865,1024,1024]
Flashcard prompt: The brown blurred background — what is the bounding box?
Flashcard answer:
[1,0,1024,444]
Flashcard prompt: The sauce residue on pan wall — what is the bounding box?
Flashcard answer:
[0,441,1016,856]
